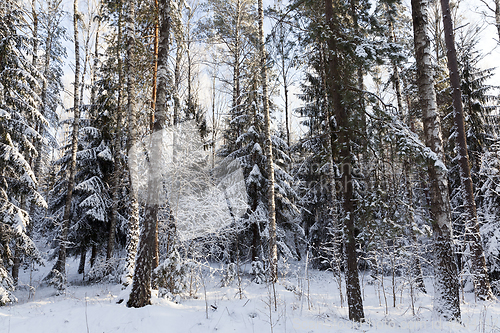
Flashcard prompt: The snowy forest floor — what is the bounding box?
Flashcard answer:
[1,259,500,333]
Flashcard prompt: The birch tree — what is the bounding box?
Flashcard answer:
[123,0,140,287]
[410,0,461,320]
[257,0,277,282]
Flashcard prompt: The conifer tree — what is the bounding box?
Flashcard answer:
[0,1,46,302]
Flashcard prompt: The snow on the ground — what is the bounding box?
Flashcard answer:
[1,259,499,333]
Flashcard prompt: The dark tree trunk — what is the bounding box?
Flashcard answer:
[127,0,171,308]
[410,0,461,320]
[78,246,86,274]
[281,49,290,148]
[108,4,124,262]
[439,0,494,301]
[251,219,260,262]
[152,0,160,272]
[12,248,20,284]
[324,0,364,322]
[90,244,97,267]
[31,0,38,67]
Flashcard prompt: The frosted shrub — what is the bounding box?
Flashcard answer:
[87,258,122,283]
[491,280,500,296]
[47,269,66,294]
[251,260,266,284]
[221,262,237,287]
[154,250,191,297]
[0,263,16,305]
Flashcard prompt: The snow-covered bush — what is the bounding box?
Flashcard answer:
[86,258,123,283]
[221,262,237,287]
[0,262,16,305]
[47,269,66,294]
[154,250,191,296]
[251,260,266,284]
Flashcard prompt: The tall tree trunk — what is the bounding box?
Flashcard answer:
[320,41,342,293]
[258,0,277,283]
[440,0,494,301]
[324,0,364,322]
[107,122,122,262]
[51,0,81,279]
[127,0,171,308]
[280,37,290,148]
[123,0,140,287]
[151,0,159,130]
[108,6,124,262]
[152,0,160,271]
[186,13,193,119]
[233,0,241,131]
[410,0,461,320]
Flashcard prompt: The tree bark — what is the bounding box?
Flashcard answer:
[127,0,171,308]
[258,0,277,283]
[233,0,241,131]
[52,0,81,279]
[90,244,97,267]
[152,0,160,271]
[173,38,182,125]
[123,0,140,287]
[410,0,461,320]
[90,10,100,115]
[31,0,38,68]
[11,248,20,284]
[439,0,494,301]
[78,245,86,275]
[324,0,364,322]
[108,4,124,262]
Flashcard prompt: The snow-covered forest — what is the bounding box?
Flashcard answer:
[1,0,500,331]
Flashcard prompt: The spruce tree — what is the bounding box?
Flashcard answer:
[0,1,45,302]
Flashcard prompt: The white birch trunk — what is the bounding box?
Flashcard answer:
[258,0,277,282]
[410,0,460,321]
[123,0,140,287]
